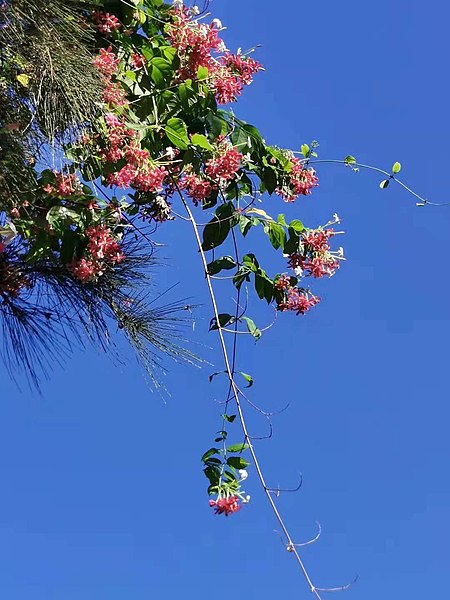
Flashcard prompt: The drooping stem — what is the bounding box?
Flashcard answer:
[306,159,450,207]
[178,191,329,599]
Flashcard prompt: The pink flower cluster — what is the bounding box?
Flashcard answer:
[181,170,215,205]
[288,227,340,279]
[209,495,241,516]
[168,6,222,79]
[92,11,121,34]
[205,144,242,182]
[276,158,318,202]
[42,173,81,197]
[277,287,320,315]
[92,46,120,77]
[168,6,262,104]
[92,46,128,108]
[130,53,146,69]
[180,139,242,204]
[70,225,124,283]
[214,54,263,104]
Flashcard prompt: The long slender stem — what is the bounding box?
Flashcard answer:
[307,159,450,206]
[179,193,324,599]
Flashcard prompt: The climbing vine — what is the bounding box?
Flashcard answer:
[0,0,442,595]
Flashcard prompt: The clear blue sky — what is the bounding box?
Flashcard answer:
[2,1,450,598]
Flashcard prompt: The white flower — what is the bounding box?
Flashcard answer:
[172,0,183,7]
[165,146,176,160]
[294,266,304,278]
[212,18,222,29]
[242,495,251,503]
[238,469,248,481]
[218,41,228,53]
[190,5,199,15]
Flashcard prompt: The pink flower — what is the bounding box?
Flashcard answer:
[277,288,320,315]
[102,81,128,107]
[221,52,263,85]
[69,258,102,283]
[131,53,146,69]
[205,146,242,182]
[93,47,120,77]
[181,172,216,205]
[276,159,318,202]
[93,11,121,34]
[209,495,241,516]
[274,274,291,290]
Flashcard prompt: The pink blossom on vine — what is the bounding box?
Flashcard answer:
[277,288,320,315]
[221,52,263,86]
[69,258,103,282]
[130,53,146,69]
[86,225,124,263]
[274,274,291,290]
[102,81,128,107]
[133,165,168,192]
[42,173,81,197]
[205,146,242,182]
[302,228,335,252]
[92,47,120,77]
[209,495,241,516]
[276,158,318,202]
[168,6,222,78]
[92,11,121,34]
[181,171,216,205]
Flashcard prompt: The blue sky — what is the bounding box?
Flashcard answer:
[2,0,450,598]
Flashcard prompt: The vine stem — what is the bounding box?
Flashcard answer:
[178,193,325,599]
[306,158,450,206]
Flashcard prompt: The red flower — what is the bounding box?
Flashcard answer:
[209,495,241,516]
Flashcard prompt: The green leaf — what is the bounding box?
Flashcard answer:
[242,253,259,271]
[239,214,253,237]
[277,214,287,226]
[241,316,262,340]
[202,448,220,462]
[205,112,225,139]
[209,313,234,330]
[301,144,310,158]
[255,272,274,303]
[227,443,250,453]
[239,372,253,388]
[204,465,221,485]
[288,219,305,233]
[201,202,237,250]
[267,222,286,250]
[207,256,237,275]
[247,207,274,221]
[262,168,278,194]
[197,65,209,80]
[345,155,357,164]
[165,117,190,150]
[223,414,236,423]
[227,457,250,469]
[209,371,224,382]
[379,179,390,189]
[190,133,213,150]
[392,161,401,174]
